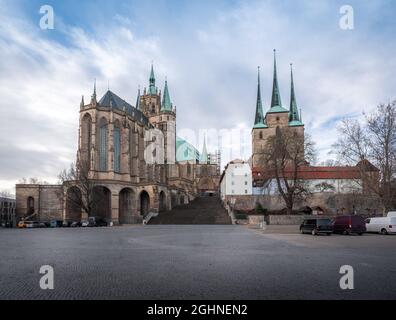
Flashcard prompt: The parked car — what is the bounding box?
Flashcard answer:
[366,216,396,235]
[50,220,63,228]
[62,221,73,228]
[300,218,333,235]
[88,217,108,227]
[333,215,366,235]
[17,221,27,228]
[81,220,90,227]
[70,221,81,228]
[25,221,35,228]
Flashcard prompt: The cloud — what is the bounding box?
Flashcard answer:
[0,0,395,193]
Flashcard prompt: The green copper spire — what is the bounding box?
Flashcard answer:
[135,87,141,110]
[253,67,267,129]
[268,50,288,113]
[161,79,173,111]
[148,64,157,95]
[199,135,208,164]
[288,64,304,126]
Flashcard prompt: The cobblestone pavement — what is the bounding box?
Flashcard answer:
[0,225,395,300]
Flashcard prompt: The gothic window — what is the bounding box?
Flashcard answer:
[259,132,263,139]
[114,122,121,173]
[99,118,108,171]
[81,113,92,164]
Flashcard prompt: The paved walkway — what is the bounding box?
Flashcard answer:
[1,225,395,300]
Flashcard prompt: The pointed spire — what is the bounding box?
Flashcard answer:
[271,49,282,108]
[200,135,208,164]
[288,64,304,126]
[289,64,299,121]
[148,63,157,95]
[253,66,267,128]
[80,95,85,108]
[135,86,141,110]
[161,78,173,111]
[268,50,288,114]
[91,79,97,105]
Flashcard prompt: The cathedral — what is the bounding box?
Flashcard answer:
[15,66,220,224]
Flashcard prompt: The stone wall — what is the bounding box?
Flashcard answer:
[268,215,304,225]
[224,192,381,216]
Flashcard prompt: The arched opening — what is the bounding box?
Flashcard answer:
[119,188,134,224]
[139,191,150,216]
[27,197,34,215]
[92,186,111,221]
[171,193,178,208]
[66,186,82,221]
[159,191,166,212]
[180,195,185,205]
[81,113,92,165]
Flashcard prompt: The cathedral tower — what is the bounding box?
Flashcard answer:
[140,65,176,164]
[251,51,304,168]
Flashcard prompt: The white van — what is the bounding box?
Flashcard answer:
[366,216,396,235]
[387,212,396,218]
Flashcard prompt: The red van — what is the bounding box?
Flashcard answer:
[333,215,366,235]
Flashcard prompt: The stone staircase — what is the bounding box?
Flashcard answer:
[149,196,232,225]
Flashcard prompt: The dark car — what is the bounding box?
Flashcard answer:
[50,220,63,228]
[88,217,108,227]
[70,221,81,228]
[300,218,333,235]
[333,215,366,235]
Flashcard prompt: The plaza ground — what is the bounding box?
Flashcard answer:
[0,225,395,300]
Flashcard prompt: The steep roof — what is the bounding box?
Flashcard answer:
[98,90,150,126]
[253,67,267,129]
[288,64,303,127]
[161,80,173,111]
[268,50,288,114]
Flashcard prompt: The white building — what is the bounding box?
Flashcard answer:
[220,160,252,200]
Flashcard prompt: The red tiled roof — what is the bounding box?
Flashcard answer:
[252,166,365,180]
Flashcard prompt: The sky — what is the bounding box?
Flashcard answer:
[0,0,395,195]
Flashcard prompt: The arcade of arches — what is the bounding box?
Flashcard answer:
[64,185,187,224]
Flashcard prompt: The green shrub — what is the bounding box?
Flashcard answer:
[255,203,268,215]
[234,213,248,220]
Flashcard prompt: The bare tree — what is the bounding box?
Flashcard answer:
[262,128,316,215]
[314,182,336,193]
[17,177,49,185]
[57,160,104,218]
[0,189,13,198]
[332,101,396,213]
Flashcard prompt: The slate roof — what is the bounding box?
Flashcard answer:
[98,90,150,127]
